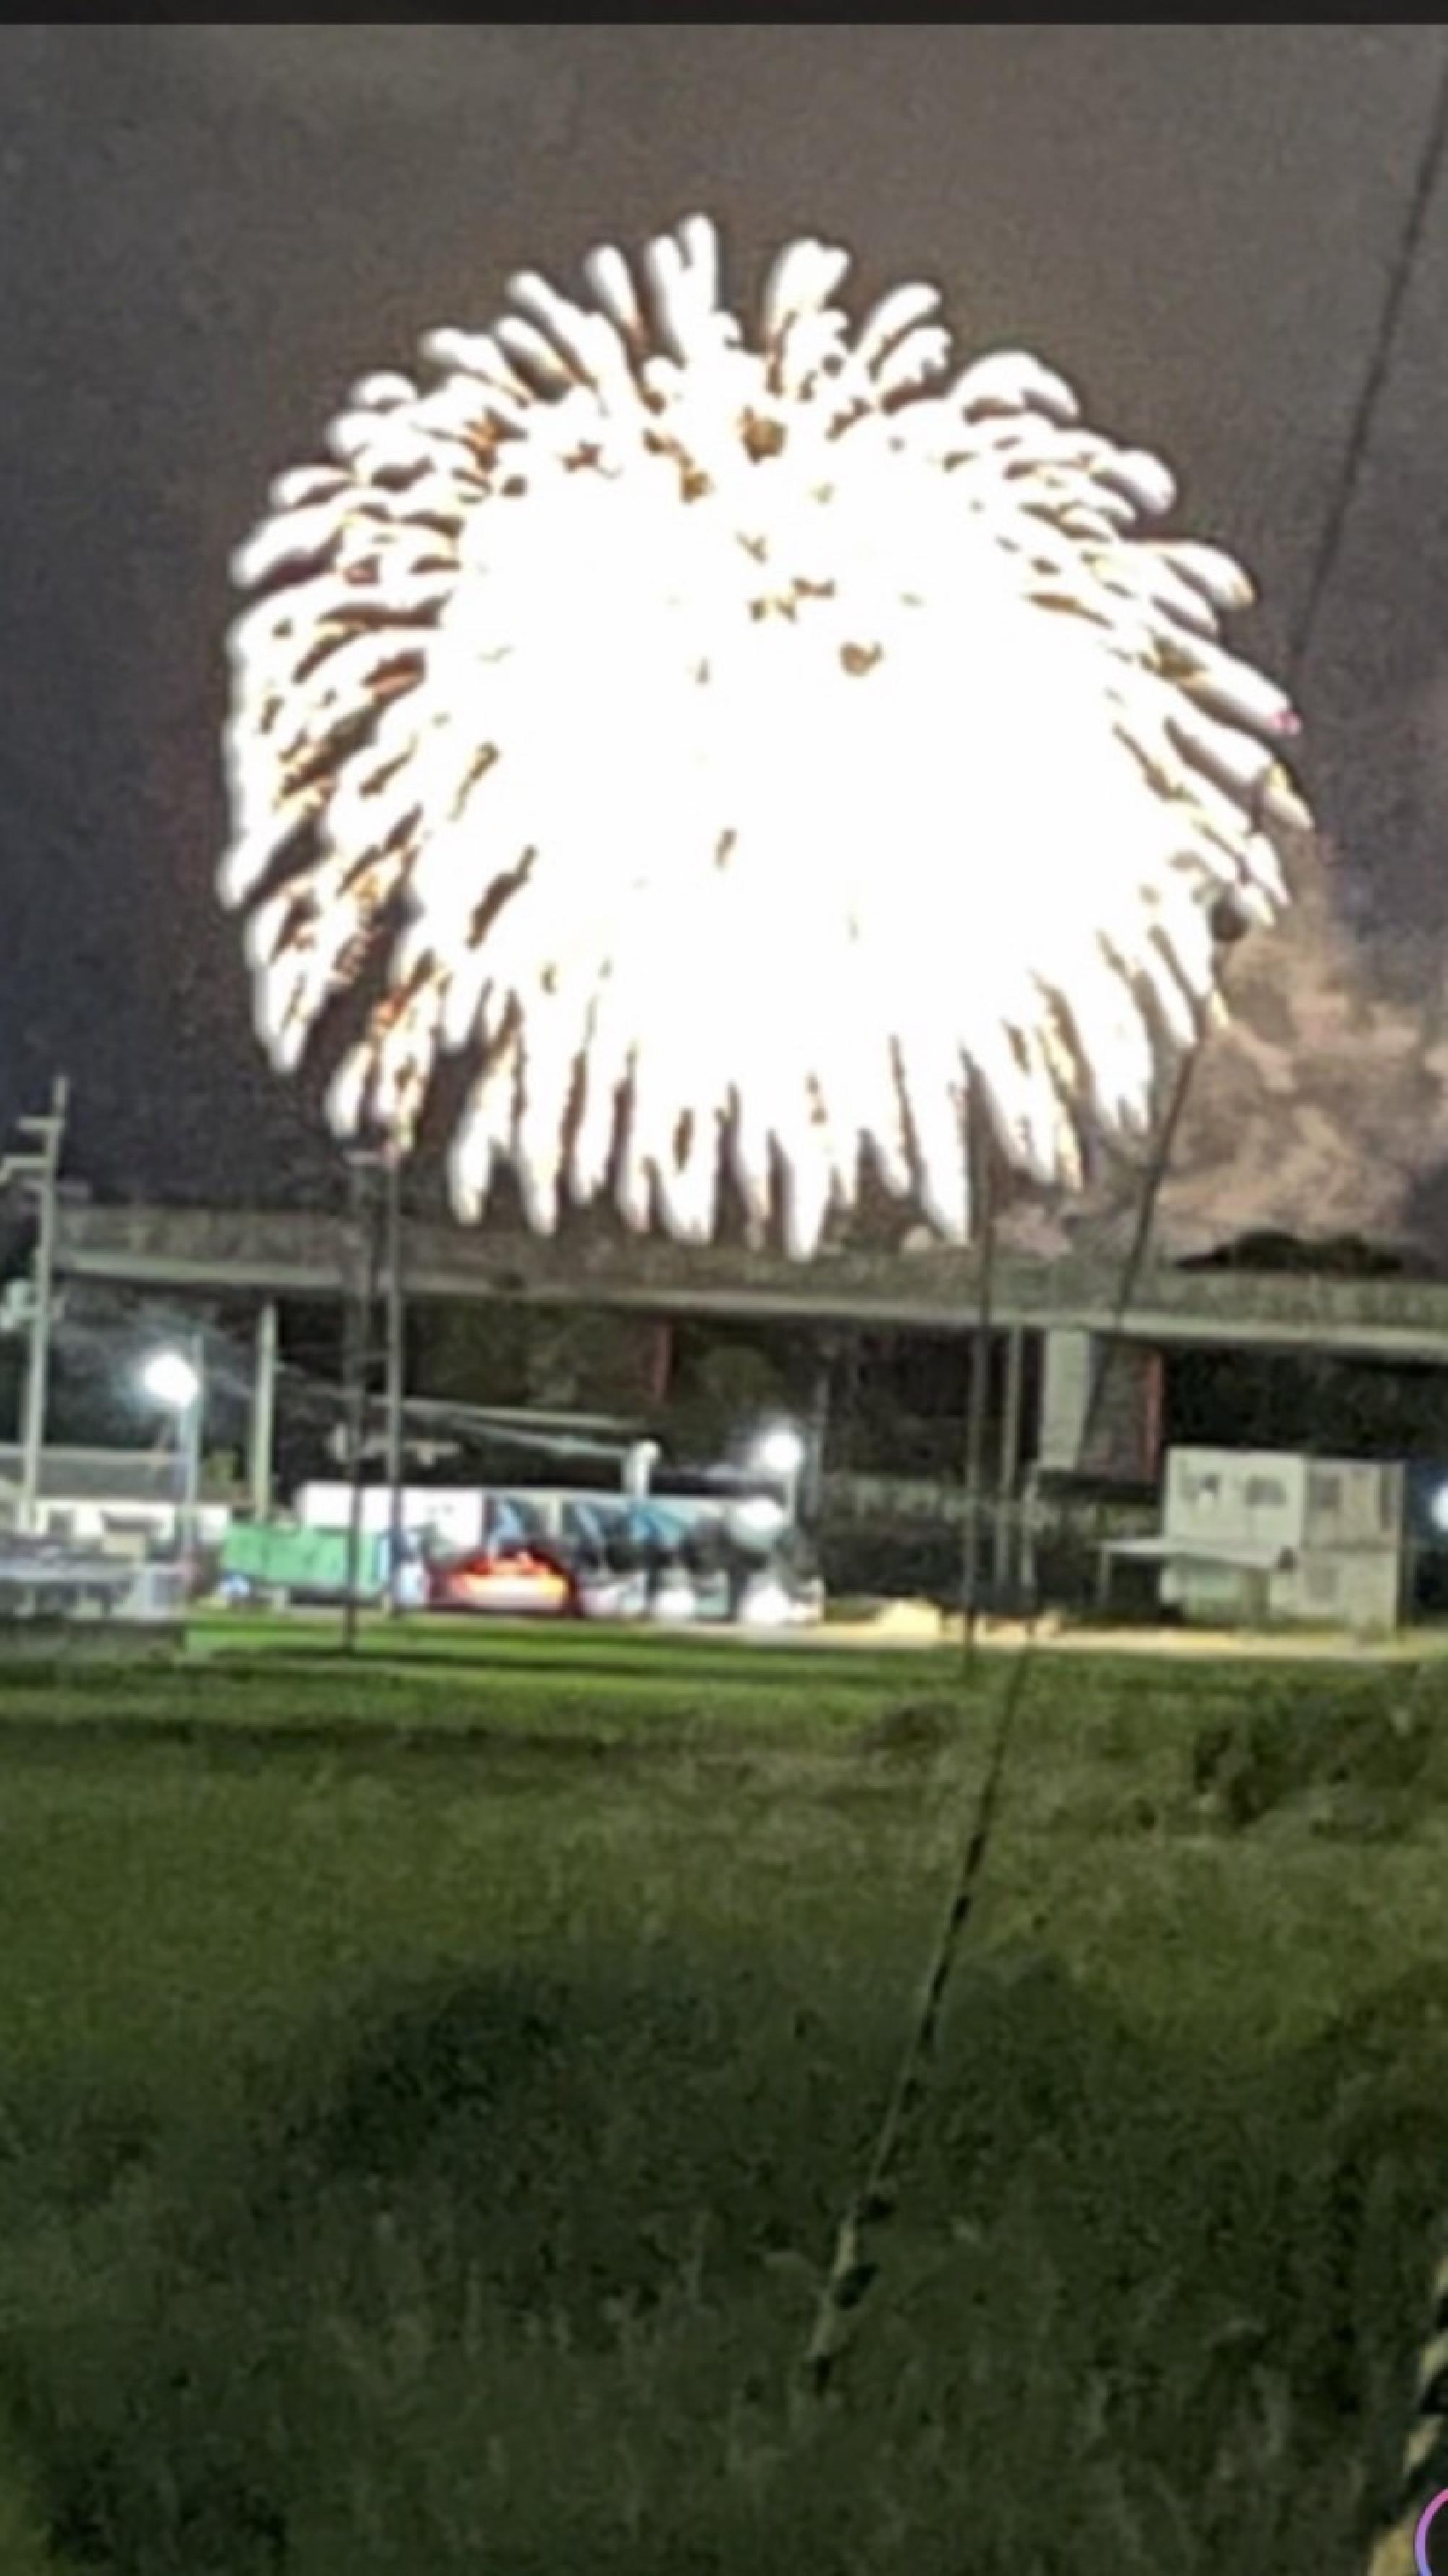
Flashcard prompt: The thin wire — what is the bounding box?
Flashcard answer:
[1322,55,1448,2576]
[798,40,1448,2410]
[797,1056,1187,2404]
[1287,50,1448,684]
[964,10,1448,1938]
[1094,27,1448,1473]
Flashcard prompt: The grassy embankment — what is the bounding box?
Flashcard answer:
[0,1621,1444,2571]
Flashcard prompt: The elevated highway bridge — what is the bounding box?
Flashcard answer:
[49,1201,1448,1362]
[46,1201,1448,1527]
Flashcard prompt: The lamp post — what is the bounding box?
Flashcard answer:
[623,1439,661,1501]
[752,1422,806,1529]
[342,1151,384,1653]
[382,1147,411,1617]
[142,1337,205,1581]
[0,1075,70,1536]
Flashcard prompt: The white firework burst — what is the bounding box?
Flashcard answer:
[219,211,1309,1259]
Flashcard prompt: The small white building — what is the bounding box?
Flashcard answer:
[1103,1446,1405,1635]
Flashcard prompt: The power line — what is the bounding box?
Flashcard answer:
[1288,50,1448,683]
[1099,30,1448,1467]
[801,42,1448,2407]
[1114,33,1448,1305]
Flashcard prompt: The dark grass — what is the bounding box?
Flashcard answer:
[0,1643,1445,2570]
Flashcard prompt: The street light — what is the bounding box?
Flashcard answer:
[142,1349,201,1413]
[142,1340,204,1575]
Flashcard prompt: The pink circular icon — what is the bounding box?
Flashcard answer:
[1418,2488,1448,2576]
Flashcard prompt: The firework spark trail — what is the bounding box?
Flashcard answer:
[220,214,1308,1257]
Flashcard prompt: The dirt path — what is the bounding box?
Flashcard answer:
[822,1605,1447,1663]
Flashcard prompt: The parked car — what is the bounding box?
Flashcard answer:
[425,1537,579,1618]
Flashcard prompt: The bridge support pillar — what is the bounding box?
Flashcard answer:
[249,1298,279,1520]
[993,1323,1026,1601]
[1037,1327,1163,1482]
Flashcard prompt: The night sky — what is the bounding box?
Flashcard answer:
[7,25,1448,1258]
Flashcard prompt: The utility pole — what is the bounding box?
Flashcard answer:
[623,1439,661,1501]
[804,1341,833,1524]
[993,1324,1025,1612]
[341,1154,381,1653]
[0,1077,70,1535]
[959,1097,997,1668]
[249,1299,279,1523]
[178,1327,206,1577]
[382,1147,407,1617]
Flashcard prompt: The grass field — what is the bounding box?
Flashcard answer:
[0,1622,1446,2572]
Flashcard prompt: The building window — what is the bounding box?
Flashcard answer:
[1246,1476,1286,1509]
[1309,1472,1342,1516]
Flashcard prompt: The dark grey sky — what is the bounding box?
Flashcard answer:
[5,25,1448,1256]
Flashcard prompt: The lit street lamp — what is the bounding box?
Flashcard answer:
[142,1338,205,1575]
